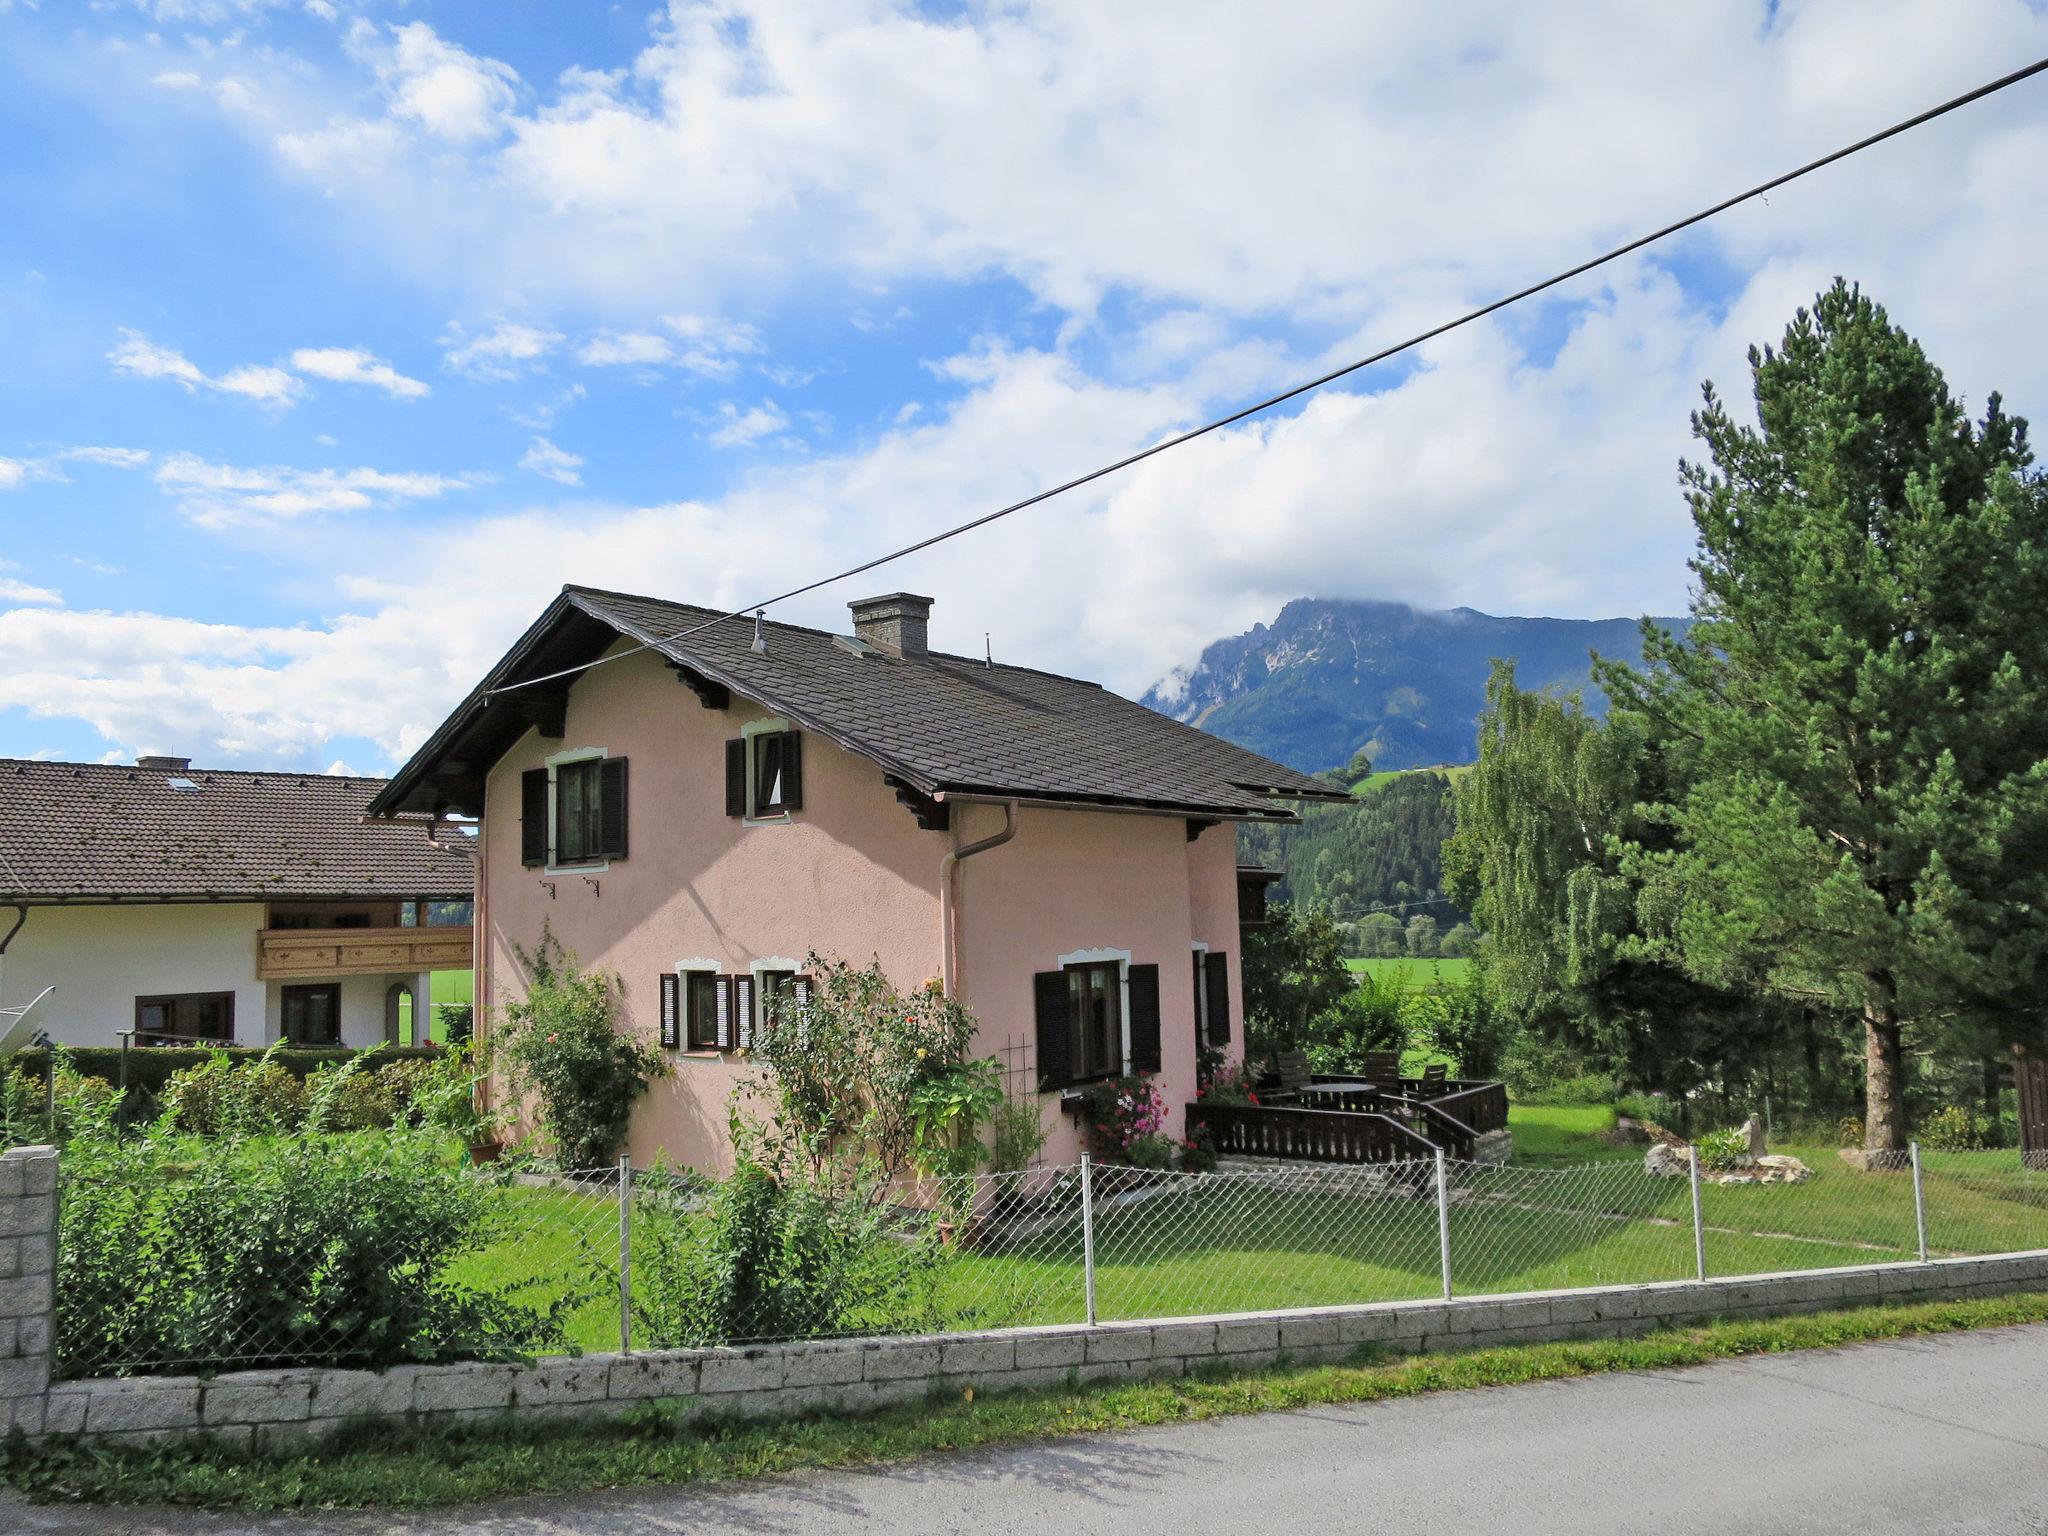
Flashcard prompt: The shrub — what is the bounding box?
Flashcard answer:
[5,1044,442,1124]
[1918,1104,1985,1152]
[1179,1121,1219,1174]
[987,1094,1048,1177]
[1123,1132,1176,1171]
[161,1053,307,1136]
[308,1066,399,1131]
[747,954,986,1189]
[1305,979,1407,1075]
[1075,1075,1166,1162]
[56,1125,576,1372]
[378,1058,440,1123]
[1694,1127,1751,1172]
[1410,977,1514,1080]
[1836,1115,1867,1148]
[498,929,666,1169]
[630,1157,939,1348]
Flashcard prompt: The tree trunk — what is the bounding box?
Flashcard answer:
[1863,982,1908,1153]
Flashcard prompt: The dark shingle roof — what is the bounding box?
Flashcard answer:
[369,586,1351,822]
[0,759,474,904]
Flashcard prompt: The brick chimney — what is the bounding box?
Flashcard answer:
[849,593,933,659]
[137,755,192,772]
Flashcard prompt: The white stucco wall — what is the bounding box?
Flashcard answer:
[0,904,414,1048]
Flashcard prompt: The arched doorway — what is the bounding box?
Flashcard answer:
[384,981,418,1046]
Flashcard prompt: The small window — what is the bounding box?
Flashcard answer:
[754,735,790,814]
[757,969,802,1035]
[135,991,234,1044]
[727,729,803,819]
[281,983,341,1046]
[685,971,722,1050]
[1066,962,1122,1082]
[556,758,604,865]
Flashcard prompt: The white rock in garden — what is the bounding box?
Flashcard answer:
[1644,1142,1689,1179]
[1755,1155,1813,1184]
[1740,1115,1768,1159]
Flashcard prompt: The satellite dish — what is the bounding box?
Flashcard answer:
[0,986,53,1058]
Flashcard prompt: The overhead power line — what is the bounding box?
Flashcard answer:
[490,52,2048,701]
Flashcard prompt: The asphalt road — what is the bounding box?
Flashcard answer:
[14,1324,2048,1536]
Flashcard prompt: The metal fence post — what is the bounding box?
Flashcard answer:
[1435,1149,1453,1301]
[617,1153,633,1354]
[1689,1145,1707,1281]
[1080,1153,1098,1326]
[1911,1140,1929,1262]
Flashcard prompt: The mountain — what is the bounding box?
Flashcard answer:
[1141,598,1685,773]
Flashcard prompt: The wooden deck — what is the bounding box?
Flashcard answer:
[256,925,472,980]
[1188,1076,1509,1164]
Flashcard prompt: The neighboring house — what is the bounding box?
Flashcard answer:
[369,588,1347,1169]
[0,757,475,1049]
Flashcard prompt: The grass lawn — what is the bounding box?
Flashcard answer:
[467,1130,2048,1352]
[13,1293,2048,1511]
[1344,956,1475,986]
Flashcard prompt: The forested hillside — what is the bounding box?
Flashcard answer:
[1239,769,1467,951]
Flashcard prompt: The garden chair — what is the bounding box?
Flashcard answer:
[1417,1061,1449,1099]
[1360,1050,1402,1084]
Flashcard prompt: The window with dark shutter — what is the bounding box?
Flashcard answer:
[554,758,603,864]
[1204,952,1232,1044]
[1128,964,1161,1074]
[1033,970,1071,1090]
[734,974,755,1049]
[521,768,548,866]
[725,738,747,817]
[779,732,803,811]
[599,757,628,859]
[659,973,680,1049]
[713,974,735,1049]
[685,971,721,1049]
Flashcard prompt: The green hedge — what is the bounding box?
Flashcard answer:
[8,1044,445,1119]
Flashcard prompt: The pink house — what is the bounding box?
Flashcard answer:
[369,587,1346,1170]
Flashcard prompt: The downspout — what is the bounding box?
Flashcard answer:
[940,799,1018,997]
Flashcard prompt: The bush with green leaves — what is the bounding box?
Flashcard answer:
[56,1120,576,1374]
[1305,976,1407,1076]
[306,1064,399,1131]
[498,929,666,1169]
[986,1094,1048,1176]
[161,1050,307,1136]
[747,953,988,1188]
[1694,1127,1751,1172]
[1918,1104,1985,1152]
[629,1156,939,1348]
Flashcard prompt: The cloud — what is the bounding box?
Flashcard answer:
[576,331,674,368]
[153,452,471,528]
[0,445,151,489]
[441,321,562,381]
[707,400,789,449]
[109,331,300,406]
[0,578,63,607]
[288,346,430,400]
[518,436,583,486]
[364,21,519,144]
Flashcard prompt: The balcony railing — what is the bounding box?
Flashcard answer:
[256,925,472,980]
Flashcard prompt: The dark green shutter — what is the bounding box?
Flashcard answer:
[520,768,548,866]
[1204,952,1231,1044]
[1034,971,1071,1090]
[780,732,803,811]
[599,757,628,859]
[725,739,747,817]
[1128,963,1162,1074]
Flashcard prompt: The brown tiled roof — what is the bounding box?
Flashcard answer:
[0,759,474,904]
[369,585,1352,822]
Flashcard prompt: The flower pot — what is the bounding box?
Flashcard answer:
[468,1140,504,1167]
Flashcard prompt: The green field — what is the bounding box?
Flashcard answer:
[1350,764,1473,797]
[1343,956,1474,986]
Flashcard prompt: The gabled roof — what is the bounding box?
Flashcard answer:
[0,759,474,905]
[368,585,1351,823]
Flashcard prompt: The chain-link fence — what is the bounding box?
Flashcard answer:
[55,1142,2048,1379]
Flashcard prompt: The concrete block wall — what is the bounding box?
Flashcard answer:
[0,1145,57,1435]
[4,1142,2044,1451]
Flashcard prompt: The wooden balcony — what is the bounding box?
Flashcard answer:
[257,925,472,980]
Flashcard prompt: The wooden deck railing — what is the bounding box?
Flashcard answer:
[1187,1102,1440,1164]
[256,925,473,980]
[1427,1080,1509,1136]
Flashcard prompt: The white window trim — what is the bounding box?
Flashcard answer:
[740,717,794,826]
[672,957,724,1055]
[1191,940,1211,1044]
[1056,945,1133,1076]
[543,745,611,874]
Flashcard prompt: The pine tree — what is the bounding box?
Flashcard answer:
[1614,281,2048,1150]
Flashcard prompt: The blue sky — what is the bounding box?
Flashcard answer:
[4,0,2048,774]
